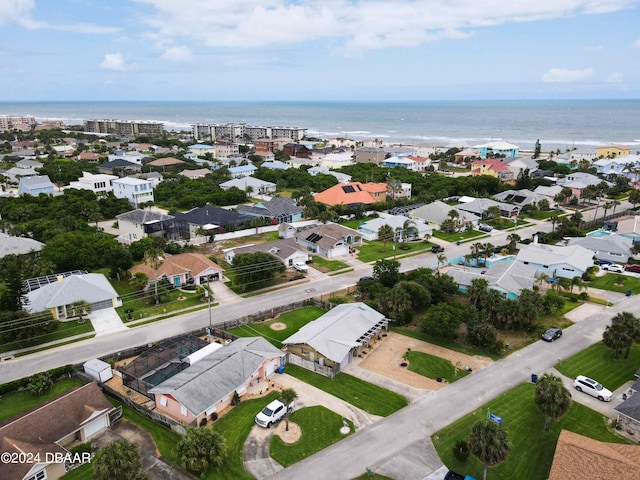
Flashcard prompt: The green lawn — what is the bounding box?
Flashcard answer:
[356,240,432,263]
[525,210,566,220]
[117,288,206,322]
[270,406,354,467]
[537,299,580,331]
[284,365,407,417]
[209,391,280,480]
[405,350,470,383]
[0,319,95,354]
[228,306,325,347]
[555,342,640,390]
[310,255,349,272]
[432,230,488,243]
[61,463,92,479]
[0,378,85,422]
[432,382,631,480]
[586,274,640,294]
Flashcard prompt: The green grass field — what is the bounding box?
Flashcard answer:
[0,378,85,422]
[356,240,432,263]
[116,288,205,322]
[209,391,280,480]
[432,230,489,243]
[406,350,470,383]
[432,382,631,480]
[555,342,640,390]
[228,306,325,347]
[586,273,640,294]
[392,327,502,360]
[285,365,407,417]
[0,319,95,354]
[310,255,349,272]
[270,406,354,467]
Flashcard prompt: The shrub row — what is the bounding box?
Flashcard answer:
[0,364,75,396]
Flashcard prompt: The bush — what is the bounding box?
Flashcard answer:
[452,439,470,462]
[0,364,75,396]
[70,442,92,454]
[328,296,349,305]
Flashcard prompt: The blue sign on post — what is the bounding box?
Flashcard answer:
[489,412,502,424]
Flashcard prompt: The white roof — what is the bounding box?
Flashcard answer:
[0,233,44,258]
[282,303,386,363]
[473,141,519,150]
[516,243,593,272]
[26,273,118,313]
[447,260,538,296]
[360,215,431,235]
[220,176,276,189]
[112,177,150,186]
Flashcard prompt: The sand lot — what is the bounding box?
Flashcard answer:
[358,331,493,390]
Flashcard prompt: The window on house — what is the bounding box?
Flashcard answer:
[180,405,188,416]
[27,471,46,480]
[160,396,167,407]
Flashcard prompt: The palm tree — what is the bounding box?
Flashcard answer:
[144,248,164,305]
[280,388,298,432]
[378,224,394,250]
[548,214,560,232]
[70,300,92,323]
[468,418,511,480]
[610,199,621,215]
[536,272,549,290]
[176,426,227,474]
[93,439,146,480]
[534,373,572,431]
[471,242,484,267]
[506,233,520,252]
[436,254,447,274]
[401,219,419,242]
[483,242,495,265]
[602,321,631,359]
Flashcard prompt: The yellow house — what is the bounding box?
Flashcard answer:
[595,145,632,158]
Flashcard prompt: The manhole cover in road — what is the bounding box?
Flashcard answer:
[305,288,316,293]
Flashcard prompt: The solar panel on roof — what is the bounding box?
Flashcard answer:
[342,185,355,193]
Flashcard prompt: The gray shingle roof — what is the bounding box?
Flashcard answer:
[567,235,632,256]
[0,233,44,258]
[237,197,303,218]
[116,209,174,223]
[26,273,118,313]
[615,391,640,421]
[229,238,303,261]
[149,337,283,416]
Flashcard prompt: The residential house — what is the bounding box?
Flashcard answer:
[0,382,116,480]
[116,209,184,244]
[236,197,304,224]
[0,233,44,259]
[595,145,633,158]
[470,159,514,181]
[384,146,417,158]
[414,143,441,158]
[533,185,564,201]
[187,144,216,157]
[457,198,519,220]
[278,223,296,239]
[593,155,640,180]
[357,213,432,241]
[408,200,470,230]
[548,429,640,480]
[283,143,312,158]
[219,176,276,195]
[149,337,285,426]
[76,152,103,162]
[453,149,480,164]
[446,260,538,299]
[97,158,141,175]
[473,141,519,159]
[555,149,597,166]
[180,168,211,180]
[492,189,555,208]
[503,156,539,178]
[224,238,308,267]
[515,243,594,279]
[614,375,640,437]
[382,156,422,171]
[566,235,634,263]
[134,171,164,187]
[307,166,350,183]
[355,147,386,165]
[112,177,154,207]
[25,272,121,320]
[173,205,253,236]
[108,150,145,165]
[129,252,224,287]
[556,172,610,199]
[67,172,117,195]
[18,175,56,196]
[319,152,355,169]
[287,157,318,169]
[4,166,39,184]
[229,164,258,178]
[15,159,44,170]
[294,223,362,258]
[261,160,290,171]
[146,157,185,169]
[313,182,387,207]
[214,142,239,159]
[282,303,388,371]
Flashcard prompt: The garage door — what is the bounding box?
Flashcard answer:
[83,415,108,440]
[266,360,277,376]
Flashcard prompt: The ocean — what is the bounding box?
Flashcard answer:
[1,99,638,152]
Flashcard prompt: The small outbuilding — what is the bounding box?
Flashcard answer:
[83,358,113,383]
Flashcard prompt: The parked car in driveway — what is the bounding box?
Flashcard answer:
[602,263,624,273]
[573,375,612,402]
[255,399,295,427]
[478,224,493,232]
[624,264,640,274]
[541,327,562,342]
[594,259,613,266]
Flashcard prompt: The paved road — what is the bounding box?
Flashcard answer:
[268,294,640,480]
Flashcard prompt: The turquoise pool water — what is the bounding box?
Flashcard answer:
[587,229,614,237]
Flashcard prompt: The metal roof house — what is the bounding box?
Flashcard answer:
[446,260,538,299]
[515,243,594,279]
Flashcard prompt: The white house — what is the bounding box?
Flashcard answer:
[566,235,634,264]
[108,150,145,165]
[319,152,355,169]
[187,144,216,157]
[357,213,432,241]
[112,177,154,207]
[219,176,276,195]
[224,238,308,267]
[67,172,117,195]
[515,243,594,279]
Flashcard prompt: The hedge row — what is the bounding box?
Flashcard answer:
[0,364,75,396]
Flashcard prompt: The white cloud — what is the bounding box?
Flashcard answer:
[100,53,127,71]
[584,45,604,52]
[133,0,638,53]
[542,67,593,83]
[606,72,623,83]
[633,38,640,49]
[160,45,194,62]
[0,0,34,25]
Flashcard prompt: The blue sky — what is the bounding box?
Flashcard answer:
[1,0,639,101]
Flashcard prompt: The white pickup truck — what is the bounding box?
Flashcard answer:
[255,399,295,428]
[293,262,308,272]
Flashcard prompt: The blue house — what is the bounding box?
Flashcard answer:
[229,164,257,179]
[473,141,519,159]
[18,175,55,196]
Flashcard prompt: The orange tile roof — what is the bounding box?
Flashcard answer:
[314,182,386,206]
[130,253,222,280]
[471,159,510,172]
[548,430,640,480]
[147,157,185,166]
[406,155,430,163]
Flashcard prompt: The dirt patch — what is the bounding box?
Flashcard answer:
[270,322,287,331]
[273,421,301,443]
[359,332,493,390]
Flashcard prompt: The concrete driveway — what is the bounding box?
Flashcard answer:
[88,308,127,336]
